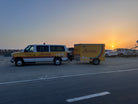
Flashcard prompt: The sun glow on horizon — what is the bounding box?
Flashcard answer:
[112,45,114,48]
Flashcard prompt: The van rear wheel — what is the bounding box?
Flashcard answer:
[54,58,61,65]
[93,58,100,65]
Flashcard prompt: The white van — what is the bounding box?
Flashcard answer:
[11,44,68,66]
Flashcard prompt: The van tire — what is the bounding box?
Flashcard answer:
[119,53,124,57]
[93,58,100,65]
[54,58,61,65]
[15,58,24,66]
[105,54,109,57]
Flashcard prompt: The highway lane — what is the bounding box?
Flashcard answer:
[0,68,138,104]
[0,57,137,84]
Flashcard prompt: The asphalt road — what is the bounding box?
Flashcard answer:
[0,68,138,104]
[0,56,138,104]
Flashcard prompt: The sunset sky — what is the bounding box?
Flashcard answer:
[0,0,137,49]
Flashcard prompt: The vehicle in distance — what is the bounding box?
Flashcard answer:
[105,49,118,57]
[114,48,135,56]
[11,44,68,66]
[74,44,105,65]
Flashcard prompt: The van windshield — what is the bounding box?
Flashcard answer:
[24,45,34,52]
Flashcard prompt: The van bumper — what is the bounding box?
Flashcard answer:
[62,57,68,61]
[10,58,14,63]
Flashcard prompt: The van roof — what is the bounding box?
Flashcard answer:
[29,44,66,46]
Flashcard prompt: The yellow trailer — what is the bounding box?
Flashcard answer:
[74,44,105,65]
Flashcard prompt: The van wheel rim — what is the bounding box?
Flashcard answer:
[17,61,22,66]
[55,60,60,65]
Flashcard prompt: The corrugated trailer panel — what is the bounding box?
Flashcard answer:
[74,44,81,61]
[74,44,105,64]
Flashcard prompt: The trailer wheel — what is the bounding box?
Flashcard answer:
[93,58,100,65]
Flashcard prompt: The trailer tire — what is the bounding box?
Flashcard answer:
[93,58,100,65]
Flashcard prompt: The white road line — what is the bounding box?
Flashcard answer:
[0,68,137,85]
[46,68,138,80]
[0,78,42,85]
[66,91,110,103]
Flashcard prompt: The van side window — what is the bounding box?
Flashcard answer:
[50,46,65,52]
[37,46,49,52]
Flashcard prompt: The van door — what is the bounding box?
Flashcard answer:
[23,45,36,62]
[35,45,52,62]
[50,45,67,60]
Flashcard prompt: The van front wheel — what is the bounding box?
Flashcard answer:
[15,58,24,66]
[54,58,61,65]
[93,58,100,65]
